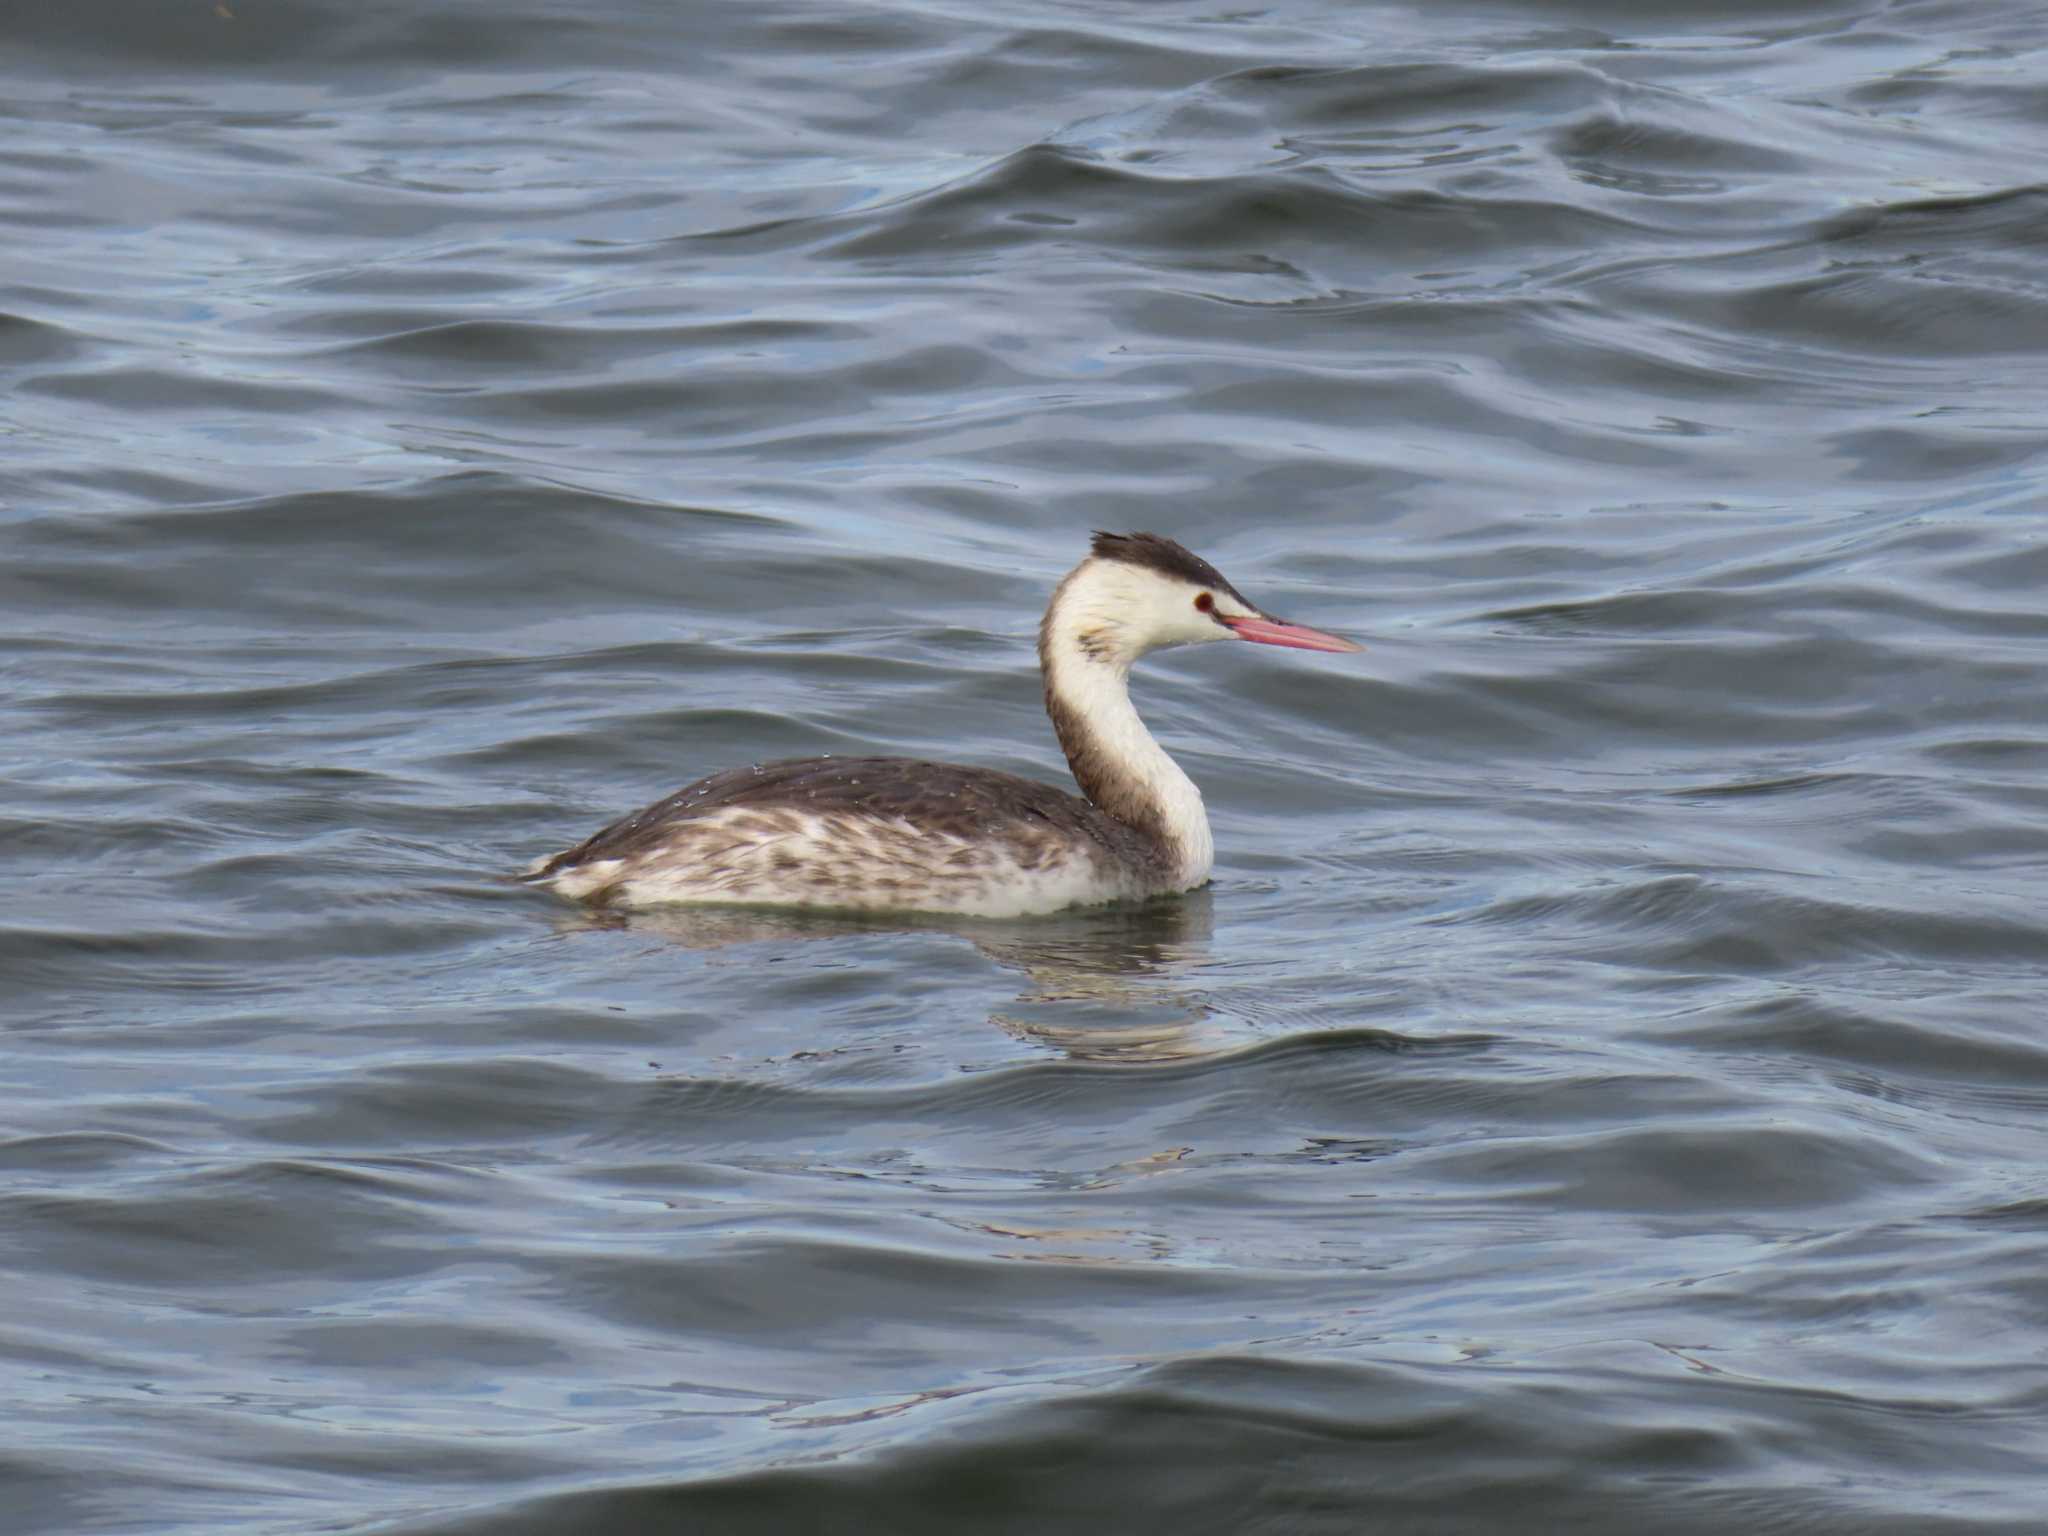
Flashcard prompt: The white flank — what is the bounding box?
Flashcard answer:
[538,806,1160,918]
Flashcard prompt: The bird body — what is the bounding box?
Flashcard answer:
[526,532,1357,916]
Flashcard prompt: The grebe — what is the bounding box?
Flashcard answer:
[525,531,1360,917]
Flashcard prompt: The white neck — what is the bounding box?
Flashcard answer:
[1038,573,1214,889]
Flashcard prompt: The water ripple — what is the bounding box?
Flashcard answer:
[7,1,2048,1531]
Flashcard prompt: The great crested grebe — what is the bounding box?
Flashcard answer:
[525,531,1360,917]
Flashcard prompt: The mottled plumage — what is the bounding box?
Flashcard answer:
[526,755,1171,913]
[526,532,1358,916]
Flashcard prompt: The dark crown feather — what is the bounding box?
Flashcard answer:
[1088,531,1246,602]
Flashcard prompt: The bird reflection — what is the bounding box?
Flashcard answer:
[556,889,1222,1062]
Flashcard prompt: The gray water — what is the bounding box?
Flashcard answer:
[6,2,2048,1531]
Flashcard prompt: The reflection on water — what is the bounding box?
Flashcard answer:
[7,0,2048,1531]
[561,889,1223,1062]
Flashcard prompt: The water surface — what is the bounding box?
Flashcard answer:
[5,1,2048,1531]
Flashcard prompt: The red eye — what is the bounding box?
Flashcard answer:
[1193,592,1214,612]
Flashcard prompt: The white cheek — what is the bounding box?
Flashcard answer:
[1155,613,1223,648]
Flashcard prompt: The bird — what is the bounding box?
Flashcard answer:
[524,531,1360,917]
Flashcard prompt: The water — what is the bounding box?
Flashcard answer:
[6,1,2048,1530]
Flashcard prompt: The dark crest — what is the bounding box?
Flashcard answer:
[1088,531,1249,604]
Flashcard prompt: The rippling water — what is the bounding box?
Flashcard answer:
[7,1,2048,1531]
